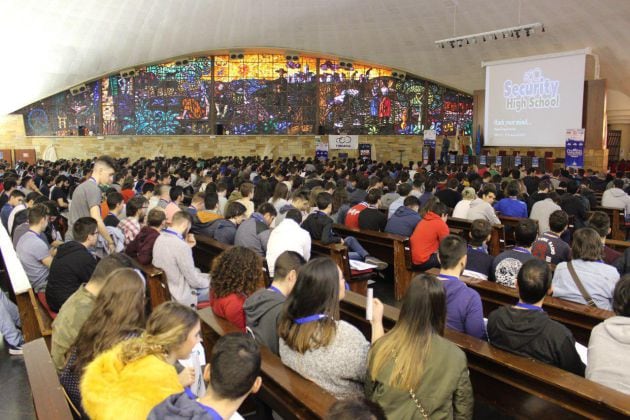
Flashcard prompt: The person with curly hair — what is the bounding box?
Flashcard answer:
[210,246,262,331]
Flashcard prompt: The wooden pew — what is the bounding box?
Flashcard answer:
[339,291,630,419]
[595,206,625,240]
[23,338,74,420]
[0,223,52,346]
[498,215,538,246]
[198,307,337,419]
[310,239,372,296]
[332,224,413,300]
[434,270,613,346]
[133,260,171,309]
[606,238,630,252]
[447,217,505,256]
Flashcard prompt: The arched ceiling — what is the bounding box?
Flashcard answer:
[1,0,629,117]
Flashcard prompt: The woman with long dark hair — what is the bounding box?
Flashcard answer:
[278,257,384,399]
[59,268,146,416]
[367,273,473,419]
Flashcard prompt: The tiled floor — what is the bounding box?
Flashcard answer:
[0,337,36,420]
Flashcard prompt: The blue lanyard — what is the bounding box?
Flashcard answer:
[89,177,97,184]
[315,210,327,217]
[268,285,282,295]
[437,274,459,282]
[251,212,266,224]
[294,314,327,324]
[163,228,183,240]
[184,388,223,420]
[28,229,45,242]
[515,302,544,312]
[467,244,487,254]
[513,247,531,254]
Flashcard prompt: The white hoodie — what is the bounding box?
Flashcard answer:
[602,188,630,216]
[586,316,630,394]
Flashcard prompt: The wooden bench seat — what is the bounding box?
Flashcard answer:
[595,206,625,240]
[310,239,373,296]
[23,338,74,420]
[498,215,538,246]
[605,238,630,252]
[447,217,505,256]
[332,224,413,300]
[339,291,630,419]
[198,307,337,419]
[133,260,171,309]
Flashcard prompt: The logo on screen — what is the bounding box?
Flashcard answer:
[503,67,560,112]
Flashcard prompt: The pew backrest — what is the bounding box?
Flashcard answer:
[197,308,337,419]
[595,206,625,240]
[447,216,505,256]
[134,260,171,309]
[340,291,630,419]
[23,338,74,420]
[332,224,413,299]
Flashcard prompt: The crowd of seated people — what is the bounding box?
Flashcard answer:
[2,155,630,419]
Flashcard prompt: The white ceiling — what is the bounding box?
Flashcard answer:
[1,0,630,117]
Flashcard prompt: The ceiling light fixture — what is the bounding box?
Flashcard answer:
[435,22,543,49]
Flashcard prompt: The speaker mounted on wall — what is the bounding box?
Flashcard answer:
[119,68,137,79]
[70,84,88,96]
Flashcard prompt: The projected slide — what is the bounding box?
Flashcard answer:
[484,53,586,147]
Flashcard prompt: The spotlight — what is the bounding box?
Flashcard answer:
[482,36,486,42]
[441,43,445,48]
[542,26,545,32]
[449,41,455,48]
[466,39,470,45]
[516,30,520,38]
[493,34,497,40]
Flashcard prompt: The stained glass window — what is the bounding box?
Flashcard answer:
[16,53,471,137]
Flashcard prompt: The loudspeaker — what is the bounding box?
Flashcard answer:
[78,126,87,136]
[317,125,325,135]
[216,124,224,135]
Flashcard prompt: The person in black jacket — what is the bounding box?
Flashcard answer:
[435,178,462,210]
[487,259,585,376]
[301,192,387,269]
[559,181,588,228]
[46,217,99,312]
[358,189,386,232]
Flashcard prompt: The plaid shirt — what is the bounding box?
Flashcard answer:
[118,217,141,245]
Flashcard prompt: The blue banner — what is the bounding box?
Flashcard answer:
[565,140,584,168]
[515,156,522,167]
[449,154,456,164]
[463,155,469,165]
[359,143,372,160]
[531,157,539,168]
[496,156,503,167]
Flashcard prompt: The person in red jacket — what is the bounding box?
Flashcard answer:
[124,208,165,265]
[210,246,262,331]
[345,200,368,229]
[410,202,450,270]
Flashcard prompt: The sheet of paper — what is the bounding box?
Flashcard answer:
[575,342,588,366]
[350,259,377,270]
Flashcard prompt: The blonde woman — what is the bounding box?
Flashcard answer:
[81,302,200,419]
[366,274,473,419]
[452,187,476,219]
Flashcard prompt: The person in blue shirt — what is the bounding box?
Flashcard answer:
[148,333,262,420]
[437,235,487,340]
[494,180,527,218]
[385,196,421,237]
[0,190,24,229]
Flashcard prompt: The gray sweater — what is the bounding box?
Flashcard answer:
[586,316,630,394]
[152,232,210,307]
[279,320,370,399]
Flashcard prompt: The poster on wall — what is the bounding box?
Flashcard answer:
[329,135,359,150]
[359,143,372,160]
[315,137,329,161]
[515,156,522,167]
[532,157,539,168]
[496,156,503,167]
[565,128,585,168]
[449,154,456,164]
[463,155,469,165]
[479,155,487,166]
[423,129,436,148]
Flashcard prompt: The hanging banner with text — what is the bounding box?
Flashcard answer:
[423,129,436,149]
[315,137,329,161]
[329,135,359,150]
[565,128,585,168]
[359,143,372,160]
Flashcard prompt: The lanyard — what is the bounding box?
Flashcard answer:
[89,177,97,184]
[467,244,488,254]
[294,314,327,324]
[515,302,544,312]
[513,247,531,254]
[28,229,45,242]
[268,285,283,295]
[251,212,266,224]
[437,274,459,282]
[184,388,223,420]
[163,228,183,240]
